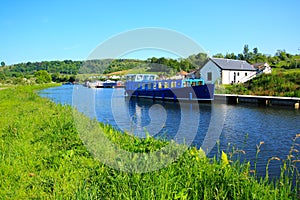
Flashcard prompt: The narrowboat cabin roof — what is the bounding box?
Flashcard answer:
[183,78,205,83]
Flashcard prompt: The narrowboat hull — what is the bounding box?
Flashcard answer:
[125,84,215,101]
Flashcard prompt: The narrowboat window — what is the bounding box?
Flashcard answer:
[207,72,212,81]
[137,75,143,81]
[165,82,169,88]
[171,81,176,88]
[144,75,149,80]
[149,75,155,80]
[237,72,240,76]
[153,83,157,89]
[245,72,248,76]
[132,75,136,81]
[192,82,196,86]
[158,82,162,89]
[137,83,141,89]
[127,75,136,81]
[177,81,181,87]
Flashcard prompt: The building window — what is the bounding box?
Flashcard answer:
[207,72,212,81]
[245,72,248,76]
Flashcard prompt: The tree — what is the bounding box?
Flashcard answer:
[213,53,224,58]
[187,53,208,68]
[276,50,288,61]
[34,70,52,84]
[69,75,76,83]
[225,53,236,59]
[1,61,5,67]
[237,53,244,60]
[51,72,60,82]
[243,44,250,60]
[253,47,258,55]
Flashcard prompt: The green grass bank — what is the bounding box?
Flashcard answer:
[218,68,300,97]
[0,85,298,199]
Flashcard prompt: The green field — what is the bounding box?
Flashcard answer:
[0,85,299,199]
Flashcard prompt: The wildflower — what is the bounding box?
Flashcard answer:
[221,151,229,166]
[198,148,206,159]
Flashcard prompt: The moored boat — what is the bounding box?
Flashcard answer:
[102,80,117,88]
[85,81,103,88]
[84,80,121,88]
[124,74,214,101]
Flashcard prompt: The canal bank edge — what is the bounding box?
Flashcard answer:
[215,94,300,109]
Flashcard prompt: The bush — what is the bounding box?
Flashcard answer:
[34,70,52,83]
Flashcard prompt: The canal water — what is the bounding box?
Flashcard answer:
[39,85,300,178]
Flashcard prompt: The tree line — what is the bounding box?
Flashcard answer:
[1,45,299,84]
[212,45,300,69]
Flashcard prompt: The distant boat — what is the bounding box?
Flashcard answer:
[102,80,116,88]
[85,81,103,88]
[124,74,215,101]
[85,80,123,88]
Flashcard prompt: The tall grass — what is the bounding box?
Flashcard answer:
[0,85,299,199]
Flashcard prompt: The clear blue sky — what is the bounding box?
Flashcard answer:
[1,0,300,65]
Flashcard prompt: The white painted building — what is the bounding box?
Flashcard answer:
[253,62,272,74]
[199,58,257,85]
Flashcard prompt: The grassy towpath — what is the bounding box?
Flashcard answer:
[0,85,298,199]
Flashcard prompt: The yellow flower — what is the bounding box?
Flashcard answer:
[198,148,206,159]
[221,151,229,166]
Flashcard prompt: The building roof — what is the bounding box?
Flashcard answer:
[179,70,188,75]
[210,58,256,71]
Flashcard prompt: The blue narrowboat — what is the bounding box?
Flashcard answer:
[124,74,214,101]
